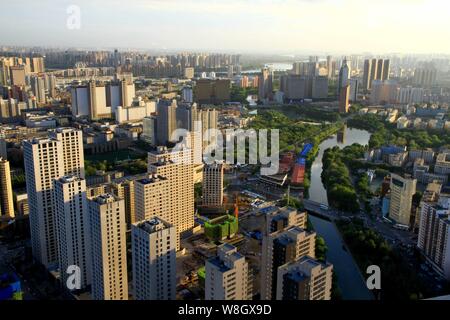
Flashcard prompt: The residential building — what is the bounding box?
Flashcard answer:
[417,199,450,280]
[131,218,176,300]
[0,158,14,218]
[205,243,252,300]
[89,194,128,300]
[54,176,91,290]
[261,208,316,300]
[276,256,333,300]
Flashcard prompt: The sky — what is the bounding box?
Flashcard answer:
[1,0,449,54]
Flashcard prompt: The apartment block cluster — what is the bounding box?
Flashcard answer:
[0,56,58,121]
[379,169,450,281]
[13,123,334,300]
[366,145,450,186]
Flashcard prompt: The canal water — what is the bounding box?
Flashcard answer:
[308,126,374,300]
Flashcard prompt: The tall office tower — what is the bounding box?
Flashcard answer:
[370,58,378,87]
[142,115,157,146]
[348,78,359,101]
[110,179,136,228]
[202,162,224,207]
[54,175,91,290]
[275,256,333,300]
[131,218,177,300]
[142,147,195,248]
[88,194,128,300]
[376,59,384,80]
[205,243,252,300]
[326,56,334,78]
[337,59,350,97]
[417,199,450,280]
[156,99,177,145]
[339,85,350,114]
[362,59,372,90]
[24,129,85,268]
[49,128,85,178]
[382,59,390,80]
[0,158,14,218]
[258,67,273,102]
[261,208,316,300]
[31,75,46,105]
[32,57,45,73]
[389,174,417,226]
[9,66,26,86]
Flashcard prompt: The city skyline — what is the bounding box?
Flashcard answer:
[1,0,450,54]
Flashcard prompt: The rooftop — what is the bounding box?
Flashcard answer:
[93,193,117,204]
[58,175,83,184]
[135,217,172,234]
[137,175,167,185]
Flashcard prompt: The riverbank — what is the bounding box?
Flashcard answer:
[309,215,374,300]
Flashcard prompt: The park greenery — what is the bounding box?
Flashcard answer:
[230,85,258,105]
[249,110,343,196]
[337,218,431,300]
[348,114,450,150]
[261,105,341,123]
[321,144,367,213]
[85,157,147,177]
[250,110,343,154]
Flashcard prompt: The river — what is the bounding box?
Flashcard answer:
[308,126,374,300]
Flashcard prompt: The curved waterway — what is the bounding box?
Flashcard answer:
[308,126,374,300]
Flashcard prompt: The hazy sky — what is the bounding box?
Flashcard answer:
[1,0,449,54]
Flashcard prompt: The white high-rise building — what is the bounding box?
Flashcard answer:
[205,243,252,300]
[24,137,64,268]
[0,158,14,218]
[24,128,85,268]
[89,194,128,300]
[131,217,176,300]
[49,128,85,178]
[54,175,91,290]
[143,147,195,248]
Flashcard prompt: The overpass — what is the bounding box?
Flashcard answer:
[303,199,340,221]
